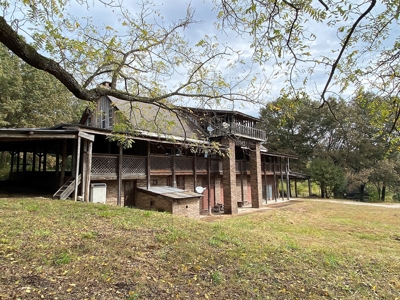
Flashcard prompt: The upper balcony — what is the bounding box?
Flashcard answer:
[210,122,266,142]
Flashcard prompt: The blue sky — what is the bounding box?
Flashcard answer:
[6,0,398,117]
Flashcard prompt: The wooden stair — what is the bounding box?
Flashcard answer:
[53,175,82,200]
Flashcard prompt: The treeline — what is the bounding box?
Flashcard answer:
[259,93,400,201]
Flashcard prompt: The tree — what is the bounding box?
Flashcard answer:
[0,44,83,128]
[308,158,346,198]
[258,95,343,172]
[217,0,400,130]
[0,1,262,110]
[368,158,400,201]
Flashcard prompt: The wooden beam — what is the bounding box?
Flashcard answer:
[193,154,197,191]
[59,140,67,186]
[85,140,92,202]
[117,144,123,206]
[78,131,95,142]
[74,136,81,201]
[280,157,284,201]
[81,139,88,201]
[146,142,150,189]
[286,158,290,200]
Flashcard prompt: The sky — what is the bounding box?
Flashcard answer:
[4,0,398,118]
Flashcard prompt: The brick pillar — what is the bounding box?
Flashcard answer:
[250,142,263,208]
[222,138,237,214]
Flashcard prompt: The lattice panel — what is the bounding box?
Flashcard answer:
[91,156,118,175]
[196,158,207,171]
[150,156,172,171]
[175,157,193,171]
[211,160,222,172]
[122,157,146,175]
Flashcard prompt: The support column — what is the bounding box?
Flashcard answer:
[286,158,290,200]
[117,144,123,206]
[250,143,263,208]
[146,142,150,189]
[280,157,284,201]
[193,154,197,190]
[74,137,81,201]
[222,138,237,214]
[59,140,67,186]
[84,141,93,202]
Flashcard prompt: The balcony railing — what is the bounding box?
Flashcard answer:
[212,122,266,141]
[91,154,223,177]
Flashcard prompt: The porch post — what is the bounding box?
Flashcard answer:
[146,142,150,189]
[22,150,27,173]
[240,160,244,203]
[273,159,277,201]
[280,157,284,201]
[264,160,268,203]
[207,153,211,214]
[55,141,60,177]
[286,158,290,200]
[32,150,36,172]
[222,137,237,214]
[10,152,14,173]
[59,140,67,186]
[84,140,93,202]
[172,145,176,188]
[250,142,263,208]
[74,136,81,201]
[117,144,123,206]
[81,139,87,200]
[193,153,197,190]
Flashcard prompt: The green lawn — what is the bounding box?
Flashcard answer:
[0,197,399,299]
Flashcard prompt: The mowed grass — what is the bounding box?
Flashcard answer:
[0,197,399,299]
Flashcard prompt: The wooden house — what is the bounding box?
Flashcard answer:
[0,95,310,217]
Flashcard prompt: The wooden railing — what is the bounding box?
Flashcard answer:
[91,154,223,177]
[91,154,287,178]
[212,122,266,141]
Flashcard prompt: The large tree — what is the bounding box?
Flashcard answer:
[0,1,263,110]
[218,0,400,130]
[0,44,82,128]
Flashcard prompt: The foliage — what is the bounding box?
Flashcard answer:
[0,1,262,107]
[0,197,399,298]
[308,157,346,198]
[0,44,83,128]
[217,0,400,124]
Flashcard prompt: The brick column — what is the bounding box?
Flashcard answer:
[250,142,263,208]
[222,138,237,214]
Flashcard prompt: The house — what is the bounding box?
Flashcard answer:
[0,95,310,217]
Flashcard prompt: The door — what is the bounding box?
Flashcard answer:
[124,180,136,206]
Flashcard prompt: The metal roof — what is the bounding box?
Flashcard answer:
[137,186,202,200]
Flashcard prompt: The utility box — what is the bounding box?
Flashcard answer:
[90,183,107,204]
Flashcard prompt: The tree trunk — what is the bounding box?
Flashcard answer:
[359,184,365,202]
[321,183,325,198]
[381,184,386,202]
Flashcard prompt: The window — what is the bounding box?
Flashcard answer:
[87,115,92,127]
[108,108,113,128]
[101,111,106,128]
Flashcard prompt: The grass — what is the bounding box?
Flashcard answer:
[0,197,399,299]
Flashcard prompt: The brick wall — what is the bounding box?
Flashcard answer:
[221,138,238,214]
[90,180,118,206]
[136,190,172,212]
[135,190,200,219]
[172,198,201,219]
